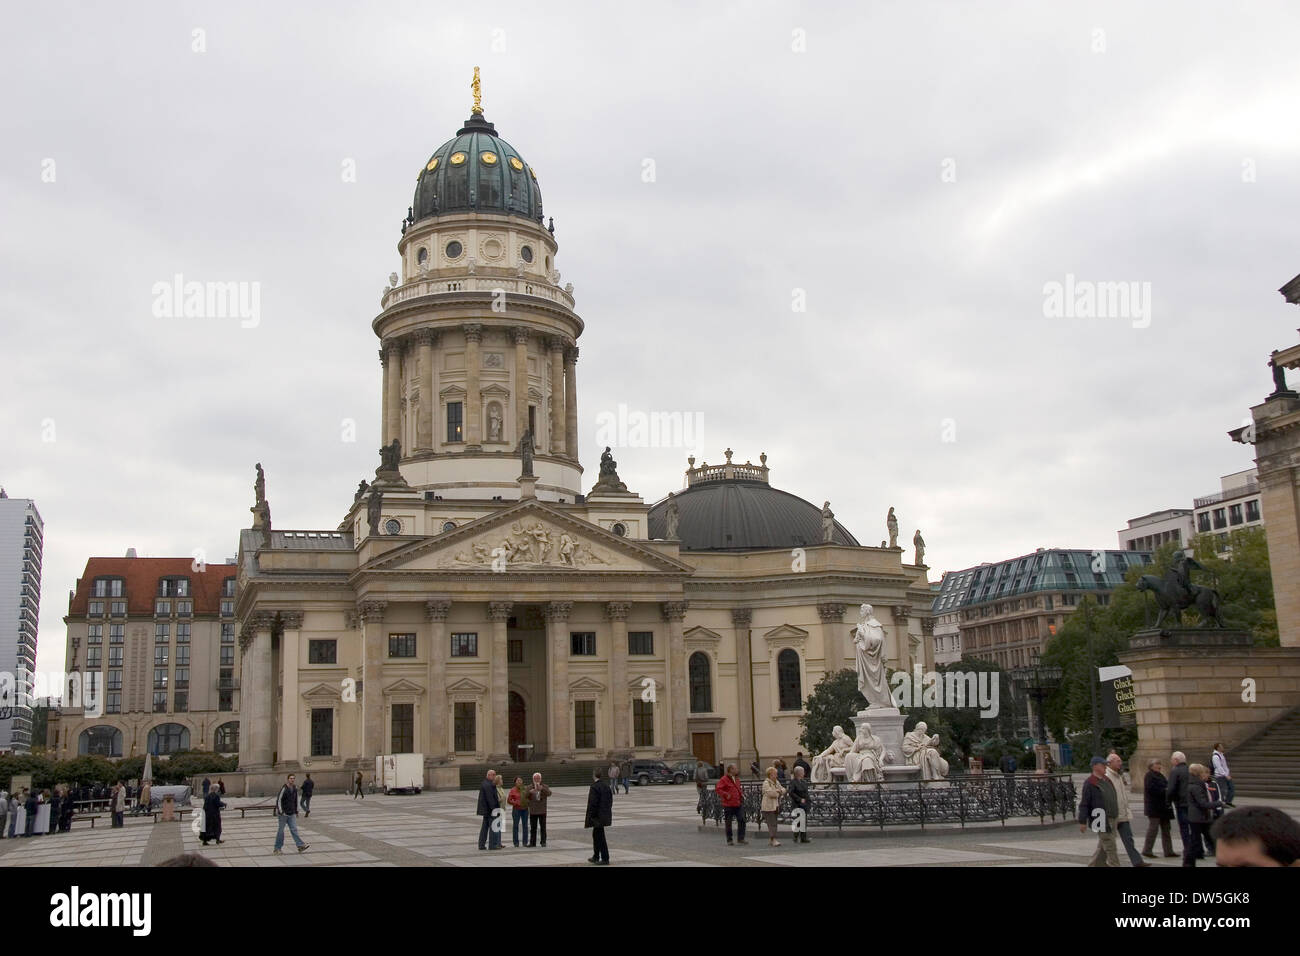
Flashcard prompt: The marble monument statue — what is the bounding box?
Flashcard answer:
[853,603,892,708]
[902,721,949,781]
[811,725,852,783]
[844,722,886,782]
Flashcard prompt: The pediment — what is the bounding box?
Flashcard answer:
[481,383,511,398]
[360,499,694,575]
[683,625,722,645]
[447,676,487,694]
[628,674,663,691]
[764,623,809,646]
[570,675,606,692]
[382,678,426,696]
[302,682,342,702]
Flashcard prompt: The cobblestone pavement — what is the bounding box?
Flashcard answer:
[1,785,1294,867]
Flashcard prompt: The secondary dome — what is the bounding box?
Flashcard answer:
[411,111,543,225]
[647,452,859,551]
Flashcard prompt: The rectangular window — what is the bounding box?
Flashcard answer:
[220,646,234,667]
[94,580,107,597]
[107,693,121,715]
[1197,512,1211,533]
[110,601,126,617]
[388,633,417,658]
[89,601,104,616]
[570,632,596,656]
[1213,508,1227,530]
[177,600,192,618]
[176,645,190,666]
[220,600,234,618]
[86,648,102,668]
[177,579,189,597]
[111,580,124,597]
[156,623,170,641]
[154,648,169,667]
[174,691,188,712]
[87,625,103,645]
[155,600,171,617]
[107,670,122,691]
[391,702,414,753]
[109,647,123,666]
[508,639,523,663]
[628,631,654,655]
[154,667,168,688]
[221,622,234,642]
[574,700,596,749]
[308,640,337,664]
[454,701,476,752]
[176,623,190,643]
[633,699,654,746]
[110,624,124,644]
[153,691,167,713]
[451,633,478,657]
[1229,503,1243,526]
[311,708,333,757]
[447,401,464,442]
[1246,499,1261,522]
[222,578,236,598]
[219,689,233,712]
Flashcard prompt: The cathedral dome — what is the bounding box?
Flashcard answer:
[647,453,859,551]
[410,111,543,225]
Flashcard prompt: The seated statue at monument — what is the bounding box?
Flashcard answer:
[902,721,949,781]
[811,725,853,783]
[844,722,886,783]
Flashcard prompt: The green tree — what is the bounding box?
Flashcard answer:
[1190,528,1277,644]
[797,669,865,754]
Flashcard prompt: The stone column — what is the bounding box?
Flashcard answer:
[817,602,846,673]
[605,602,631,750]
[242,611,277,769]
[464,323,483,448]
[732,607,756,764]
[425,599,451,758]
[236,623,256,769]
[487,601,513,760]
[545,601,574,758]
[921,617,936,671]
[563,345,578,462]
[549,338,566,456]
[383,341,402,447]
[379,346,391,445]
[512,328,529,444]
[662,600,690,755]
[890,604,913,670]
[279,611,304,765]
[415,330,435,452]
[358,600,387,762]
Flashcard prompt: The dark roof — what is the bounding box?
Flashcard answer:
[68,557,236,616]
[930,548,1152,613]
[647,480,859,551]
[411,112,543,225]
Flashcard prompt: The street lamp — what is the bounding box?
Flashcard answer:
[1011,655,1064,770]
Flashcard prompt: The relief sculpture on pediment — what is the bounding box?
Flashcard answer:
[439,519,616,569]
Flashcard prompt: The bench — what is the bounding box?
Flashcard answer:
[70,814,104,830]
[238,804,278,819]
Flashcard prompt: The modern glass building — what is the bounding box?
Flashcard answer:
[0,490,43,752]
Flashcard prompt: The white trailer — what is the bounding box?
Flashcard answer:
[375,753,424,794]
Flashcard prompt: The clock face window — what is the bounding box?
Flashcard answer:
[384,519,401,535]
[445,240,463,259]
[520,245,533,263]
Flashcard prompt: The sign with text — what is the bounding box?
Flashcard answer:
[1098,664,1137,729]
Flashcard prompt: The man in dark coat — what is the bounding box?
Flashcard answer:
[793,752,812,779]
[787,765,812,844]
[201,787,226,845]
[300,774,314,817]
[1166,751,1192,854]
[476,770,501,851]
[1184,764,1224,867]
[1141,757,1176,858]
[585,768,613,865]
[201,777,211,797]
[24,790,38,837]
[1078,757,1120,866]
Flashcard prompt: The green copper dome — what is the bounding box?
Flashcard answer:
[410,112,543,226]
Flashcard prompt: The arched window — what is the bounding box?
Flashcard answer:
[79,725,122,757]
[147,722,190,755]
[777,649,802,711]
[214,721,239,753]
[689,652,712,713]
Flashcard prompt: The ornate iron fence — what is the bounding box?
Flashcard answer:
[698,773,1077,830]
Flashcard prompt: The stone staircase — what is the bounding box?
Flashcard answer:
[1227,707,1300,800]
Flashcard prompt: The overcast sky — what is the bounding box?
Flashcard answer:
[4,1,1298,678]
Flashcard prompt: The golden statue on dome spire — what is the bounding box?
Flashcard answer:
[471,66,483,114]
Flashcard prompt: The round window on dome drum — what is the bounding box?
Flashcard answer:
[520,245,533,263]
[449,152,466,165]
[612,523,627,537]
[480,151,498,165]
[442,521,456,532]
[384,519,402,535]
[446,240,463,259]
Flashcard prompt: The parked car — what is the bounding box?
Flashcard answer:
[669,759,719,781]
[630,760,682,786]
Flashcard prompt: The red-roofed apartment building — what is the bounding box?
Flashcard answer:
[49,553,242,759]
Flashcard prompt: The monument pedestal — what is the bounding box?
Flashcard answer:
[854,706,907,770]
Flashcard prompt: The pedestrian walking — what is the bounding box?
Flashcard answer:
[1078,757,1120,867]
[476,770,502,850]
[110,782,126,829]
[0,789,7,839]
[201,777,211,797]
[1166,751,1192,854]
[495,772,508,813]
[1211,743,1234,807]
[272,773,309,855]
[1204,776,1224,856]
[1141,758,1176,858]
[761,766,786,846]
[793,752,811,780]
[607,761,619,796]
[1183,764,1223,867]
[201,786,226,846]
[59,787,74,833]
[301,773,314,817]
[217,779,226,796]
[48,788,61,835]
[1106,753,1149,867]
[787,765,811,843]
[353,770,365,799]
[717,763,747,846]
[585,768,612,864]
[618,759,631,794]
[6,791,17,837]
[526,773,551,847]
[507,776,530,847]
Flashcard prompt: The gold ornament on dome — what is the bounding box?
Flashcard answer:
[528,165,537,179]
[449,152,466,165]
[509,156,523,171]
[471,66,483,114]
[480,151,498,165]
[426,157,439,171]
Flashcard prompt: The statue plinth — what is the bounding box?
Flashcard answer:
[1128,627,1252,650]
[853,707,909,782]
[372,469,410,490]
[517,475,537,500]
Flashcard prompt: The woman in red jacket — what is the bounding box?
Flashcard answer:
[716,764,747,846]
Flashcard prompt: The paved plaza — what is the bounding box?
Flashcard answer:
[2,782,1295,867]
